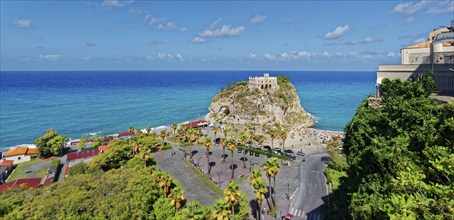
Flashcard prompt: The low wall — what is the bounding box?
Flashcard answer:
[377,64,454,96]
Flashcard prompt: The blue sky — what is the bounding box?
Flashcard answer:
[1,0,453,71]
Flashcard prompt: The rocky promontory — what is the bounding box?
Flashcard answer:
[205,75,314,134]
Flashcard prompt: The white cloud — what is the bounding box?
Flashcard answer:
[101,0,134,8]
[391,0,430,15]
[405,16,417,24]
[201,58,207,62]
[249,53,257,59]
[12,19,32,28]
[427,0,454,14]
[263,53,275,60]
[158,22,175,31]
[322,52,331,58]
[81,56,91,61]
[327,36,383,45]
[128,7,144,15]
[179,27,189,32]
[387,52,396,57]
[175,53,184,62]
[145,55,155,61]
[199,25,245,37]
[146,53,184,62]
[38,54,61,62]
[297,51,312,58]
[143,16,163,26]
[324,25,350,39]
[192,37,206,43]
[207,18,222,30]
[249,15,267,24]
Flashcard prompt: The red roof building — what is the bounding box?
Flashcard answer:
[42,177,54,187]
[0,160,14,167]
[0,178,41,193]
[185,120,208,128]
[66,149,99,162]
[98,145,109,153]
[118,131,134,137]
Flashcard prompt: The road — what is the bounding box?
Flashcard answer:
[289,154,329,220]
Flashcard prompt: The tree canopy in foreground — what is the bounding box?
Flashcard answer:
[0,135,250,219]
[324,72,454,219]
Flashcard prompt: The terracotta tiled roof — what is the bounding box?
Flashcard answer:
[406,41,430,49]
[0,160,14,167]
[25,148,38,155]
[4,147,29,157]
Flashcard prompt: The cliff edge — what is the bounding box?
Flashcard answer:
[205,75,314,133]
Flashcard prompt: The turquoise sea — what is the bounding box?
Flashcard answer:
[0,71,375,149]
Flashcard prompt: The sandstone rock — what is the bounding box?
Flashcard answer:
[205,76,315,135]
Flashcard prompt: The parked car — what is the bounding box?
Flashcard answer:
[296,150,305,156]
[283,213,294,220]
[238,148,242,153]
[273,150,283,155]
[284,149,294,154]
[321,156,332,162]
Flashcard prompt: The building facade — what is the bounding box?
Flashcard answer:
[2,147,38,164]
[377,25,454,96]
[248,73,279,91]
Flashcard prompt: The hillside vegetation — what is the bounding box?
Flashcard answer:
[324,72,454,219]
[0,137,250,220]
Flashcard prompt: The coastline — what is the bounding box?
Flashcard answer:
[1,114,343,152]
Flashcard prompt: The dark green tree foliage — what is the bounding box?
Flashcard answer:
[34,128,68,158]
[326,72,454,219]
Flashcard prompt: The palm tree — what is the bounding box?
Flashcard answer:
[128,126,134,135]
[280,129,288,152]
[268,128,277,149]
[204,136,212,174]
[220,137,227,162]
[187,128,198,159]
[213,126,220,145]
[169,186,186,210]
[156,172,173,198]
[171,123,178,142]
[223,126,229,139]
[177,125,186,147]
[146,127,152,136]
[250,170,267,220]
[212,199,231,220]
[240,131,249,169]
[224,182,241,220]
[135,128,144,139]
[257,135,265,149]
[263,158,277,205]
[271,158,281,203]
[159,130,167,149]
[249,168,262,187]
[227,138,237,179]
